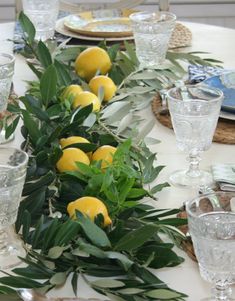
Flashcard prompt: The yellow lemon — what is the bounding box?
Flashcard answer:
[67,196,112,226]
[75,47,112,82]
[59,136,92,159]
[56,148,90,173]
[92,145,117,169]
[61,84,83,101]
[89,75,117,102]
[60,136,90,148]
[72,91,101,112]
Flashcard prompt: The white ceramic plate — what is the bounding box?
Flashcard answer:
[55,17,134,42]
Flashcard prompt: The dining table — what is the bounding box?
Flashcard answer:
[0,19,235,301]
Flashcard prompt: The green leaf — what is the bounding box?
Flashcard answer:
[115,224,157,251]
[118,288,145,295]
[71,272,78,296]
[27,62,42,79]
[22,210,31,242]
[48,246,65,259]
[23,171,55,196]
[107,44,120,61]
[42,218,60,251]
[54,59,72,86]
[0,276,43,289]
[54,220,80,246]
[20,95,50,122]
[37,41,52,69]
[91,279,125,288]
[19,11,35,44]
[145,289,183,299]
[21,109,41,145]
[32,215,44,248]
[77,214,111,248]
[127,188,147,199]
[50,272,67,286]
[40,64,57,108]
[76,242,106,258]
[124,41,139,65]
[5,116,20,139]
[150,182,170,194]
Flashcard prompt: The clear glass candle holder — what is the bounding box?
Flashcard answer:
[129,11,176,68]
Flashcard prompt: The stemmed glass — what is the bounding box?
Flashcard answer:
[167,85,223,187]
[0,147,28,269]
[186,192,235,301]
[0,52,15,144]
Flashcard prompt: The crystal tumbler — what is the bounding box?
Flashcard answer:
[186,192,235,301]
[129,11,176,68]
[0,147,28,269]
[22,0,59,41]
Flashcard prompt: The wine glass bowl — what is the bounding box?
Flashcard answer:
[186,192,235,301]
[0,147,28,269]
[167,85,223,187]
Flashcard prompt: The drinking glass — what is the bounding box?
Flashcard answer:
[186,192,235,301]
[0,147,28,269]
[129,11,176,68]
[22,0,59,41]
[167,85,223,187]
[0,53,15,144]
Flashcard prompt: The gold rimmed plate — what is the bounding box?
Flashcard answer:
[63,9,134,38]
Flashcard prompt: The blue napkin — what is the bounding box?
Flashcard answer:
[188,64,225,84]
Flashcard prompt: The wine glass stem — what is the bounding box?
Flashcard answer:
[212,284,232,300]
[186,153,201,178]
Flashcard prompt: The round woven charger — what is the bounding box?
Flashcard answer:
[152,94,235,144]
[169,22,192,49]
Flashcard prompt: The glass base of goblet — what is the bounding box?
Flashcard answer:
[0,226,25,269]
[0,129,14,144]
[169,169,214,188]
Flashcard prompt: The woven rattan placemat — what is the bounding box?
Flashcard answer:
[152,93,235,144]
[169,22,192,49]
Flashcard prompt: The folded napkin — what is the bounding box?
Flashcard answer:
[211,164,235,191]
[188,64,225,84]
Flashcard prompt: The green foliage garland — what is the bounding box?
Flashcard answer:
[0,12,222,301]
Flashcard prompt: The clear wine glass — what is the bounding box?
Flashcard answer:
[186,191,235,301]
[0,147,28,269]
[0,52,15,144]
[167,84,223,187]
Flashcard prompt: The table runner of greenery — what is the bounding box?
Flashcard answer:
[0,13,222,301]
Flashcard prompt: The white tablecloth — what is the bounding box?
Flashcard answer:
[1,21,235,300]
